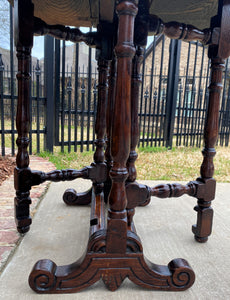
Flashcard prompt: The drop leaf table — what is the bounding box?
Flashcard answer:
[9,0,230,294]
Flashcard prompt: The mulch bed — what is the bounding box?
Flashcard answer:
[0,156,16,186]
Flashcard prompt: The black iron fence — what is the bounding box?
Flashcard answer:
[0,4,230,156]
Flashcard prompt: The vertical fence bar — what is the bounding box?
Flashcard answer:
[176,84,183,146]
[138,48,146,146]
[61,40,66,152]
[150,89,157,146]
[224,84,230,146]
[44,35,54,152]
[155,36,164,147]
[180,43,191,146]
[186,42,198,146]
[87,31,92,151]
[81,77,85,152]
[0,54,5,156]
[198,64,210,147]
[142,88,148,147]
[74,43,79,152]
[164,39,181,147]
[54,39,60,146]
[35,60,41,153]
[29,59,32,154]
[92,79,97,150]
[192,46,205,147]
[67,76,72,152]
[147,38,156,146]
[218,59,228,145]
[10,4,15,155]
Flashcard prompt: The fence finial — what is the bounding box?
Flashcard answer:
[66,76,72,92]
[0,54,4,71]
[35,59,41,75]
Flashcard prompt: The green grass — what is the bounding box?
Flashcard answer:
[37,145,230,183]
[3,119,230,182]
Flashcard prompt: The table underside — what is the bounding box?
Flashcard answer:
[9,0,218,29]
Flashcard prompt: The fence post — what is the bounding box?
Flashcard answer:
[0,54,5,156]
[44,35,54,152]
[164,39,181,148]
[54,39,60,146]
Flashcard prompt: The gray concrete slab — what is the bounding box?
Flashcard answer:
[0,179,230,299]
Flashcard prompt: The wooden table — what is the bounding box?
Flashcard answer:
[11,0,230,293]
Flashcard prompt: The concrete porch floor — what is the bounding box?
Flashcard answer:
[0,179,230,299]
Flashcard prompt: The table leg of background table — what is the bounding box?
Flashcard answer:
[193,45,225,242]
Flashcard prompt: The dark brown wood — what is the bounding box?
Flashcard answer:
[148,15,212,45]
[106,0,138,254]
[127,46,144,182]
[29,252,195,293]
[218,0,230,59]
[27,0,196,292]
[13,0,230,295]
[33,17,100,47]
[104,57,117,201]
[14,0,34,234]
[192,52,225,242]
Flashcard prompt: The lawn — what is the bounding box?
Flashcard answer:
[38,145,230,182]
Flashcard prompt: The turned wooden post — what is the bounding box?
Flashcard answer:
[192,47,225,242]
[106,0,138,253]
[104,57,117,201]
[126,46,144,228]
[93,56,110,194]
[127,46,144,182]
[14,0,34,233]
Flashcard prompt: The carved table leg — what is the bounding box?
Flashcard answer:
[106,0,138,253]
[92,57,110,195]
[14,0,34,233]
[63,55,110,205]
[29,1,195,293]
[126,46,150,228]
[104,57,116,201]
[192,45,225,242]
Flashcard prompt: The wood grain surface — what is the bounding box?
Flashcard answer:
[149,0,218,28]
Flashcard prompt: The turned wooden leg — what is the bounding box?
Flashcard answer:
[92,57,110,193]
[127,46,143,183]
[14,0,34,233]
[126,46,150,228]
[192,46,225,242]
[63,56,110,205]
[104,57,116,201]
[106,0,138,253]
[29,1,195,292]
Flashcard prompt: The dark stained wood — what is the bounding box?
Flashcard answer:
[33,17,100,47]
[12,0,230,294]
[29,253,195,293]
[14,0,34,234]
[106,0,138,254]
[148,15,212,45]
[127,46,144,182]
[193,52,225,242]
[218,0,230,58]
[104,57,117,201]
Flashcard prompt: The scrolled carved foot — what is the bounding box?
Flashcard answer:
[63,188,92,205]
[29,259,57,293]
[168,258,195,290]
